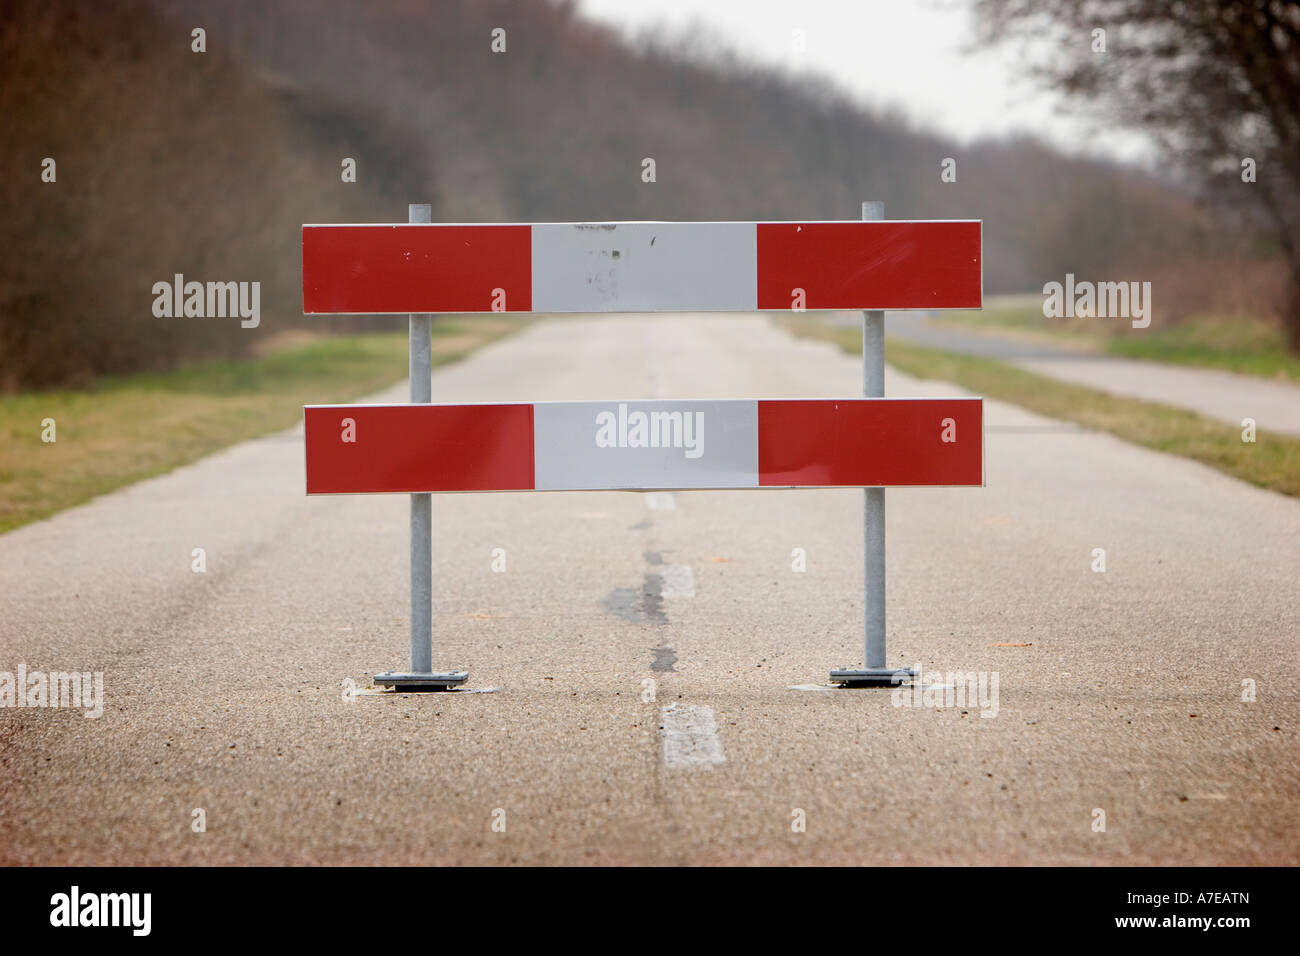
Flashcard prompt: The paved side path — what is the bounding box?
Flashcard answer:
[884,314,1300,437]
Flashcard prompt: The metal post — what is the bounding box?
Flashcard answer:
[861,201,886,669]
[409,202,434,674]
[831,202,916,687]
[373,204,467,691]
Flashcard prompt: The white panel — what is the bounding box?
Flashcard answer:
[530,222,757,312]
[532,399,759,490]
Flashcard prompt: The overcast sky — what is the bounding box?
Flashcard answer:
[576,0,1152,164]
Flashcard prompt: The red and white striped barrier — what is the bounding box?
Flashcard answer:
[302,220,981,314]
[304,398,983,494]
[301,208,985,688]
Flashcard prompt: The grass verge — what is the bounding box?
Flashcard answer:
[0,317,525,533]
[783,316,1300,499]
[1102,315,1300,381]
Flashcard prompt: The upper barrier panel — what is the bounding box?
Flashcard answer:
[301,220,982,314]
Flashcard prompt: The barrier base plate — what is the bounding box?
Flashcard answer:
[373,671,469,691]
[830,667,916,687]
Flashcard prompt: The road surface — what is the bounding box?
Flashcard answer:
[2,314,1297,864]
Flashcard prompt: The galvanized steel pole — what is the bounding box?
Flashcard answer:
[373,204,467,690]
[861,200,887,669]
[408,202,434,675]
[829,202,915,686]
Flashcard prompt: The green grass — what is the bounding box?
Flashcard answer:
[1103,314,1300,381]
[0,317,525,533]
[933,302,1300,383]
[782,317,1300,499]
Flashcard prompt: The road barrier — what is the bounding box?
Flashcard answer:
[304,399,983,493]
[303,219,981,314]
[301,204,983,689]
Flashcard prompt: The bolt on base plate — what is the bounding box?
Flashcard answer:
[830,666,916,687]
[373,671,469,691]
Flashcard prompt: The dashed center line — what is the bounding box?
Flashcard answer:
[661,703,726,769]
[659,565,696,599]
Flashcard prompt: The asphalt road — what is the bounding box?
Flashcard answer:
[2,314,1297,864]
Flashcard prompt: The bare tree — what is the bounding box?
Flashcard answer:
[971,0,1300,350]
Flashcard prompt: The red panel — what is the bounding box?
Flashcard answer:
[302,225,531,314]
[755,221,981,310]
[305,404,535,493]
[758,398,982,486]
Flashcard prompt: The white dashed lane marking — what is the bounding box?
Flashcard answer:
[661,703,726,769]
[659,565,695,599]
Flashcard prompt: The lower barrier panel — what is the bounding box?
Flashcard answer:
[303,398,983,494]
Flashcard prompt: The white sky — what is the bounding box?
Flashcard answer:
[576,0,1154,164]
